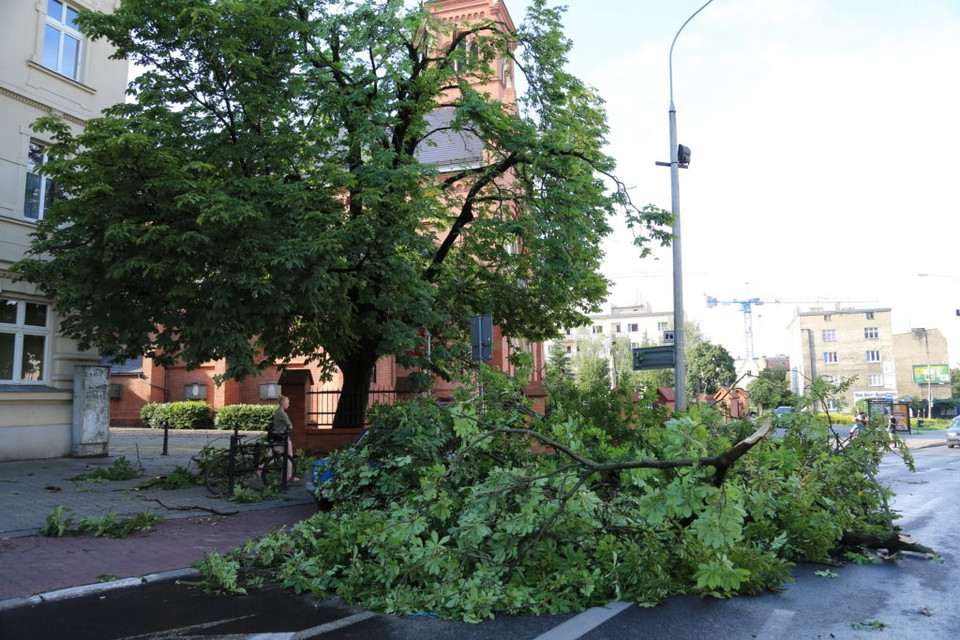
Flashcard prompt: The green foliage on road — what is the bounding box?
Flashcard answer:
[202,365,913,622]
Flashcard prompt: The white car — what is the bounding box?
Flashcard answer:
[947,416,960,448]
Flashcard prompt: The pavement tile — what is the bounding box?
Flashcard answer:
[0,428,317,605]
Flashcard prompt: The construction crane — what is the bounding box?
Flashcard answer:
[705,296,766,361]
[704,295,874,361]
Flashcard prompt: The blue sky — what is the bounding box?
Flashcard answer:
[507,0,960,364]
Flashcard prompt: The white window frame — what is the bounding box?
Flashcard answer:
[865,350,881,363]
[24,140,56,220]
[627,323,639,332]
[864,327,879,340]
[0,299,51,383]
[823,352,838,364]
[867,374,884,387]
[43,0,83,81]
[821,329,837,342]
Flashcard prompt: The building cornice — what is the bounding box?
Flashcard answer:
[0,85,86,127]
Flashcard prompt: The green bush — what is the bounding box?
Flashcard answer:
[140,401,212,430]
[214,404,274,432]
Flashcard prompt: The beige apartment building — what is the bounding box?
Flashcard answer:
[0,0,128,460]
[789,307,950,412]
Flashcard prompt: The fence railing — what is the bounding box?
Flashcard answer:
[307,389,402,428]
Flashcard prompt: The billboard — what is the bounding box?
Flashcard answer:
[912,364,950,384]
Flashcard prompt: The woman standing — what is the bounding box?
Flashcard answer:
[272,395,297,481]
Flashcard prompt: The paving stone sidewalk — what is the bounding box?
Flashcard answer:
[0,428,316,606]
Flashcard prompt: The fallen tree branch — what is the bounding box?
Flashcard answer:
[841,530,936,557]
[145,498,239,516]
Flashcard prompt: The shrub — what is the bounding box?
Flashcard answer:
[140,401,213,430]
[215,404,274,432]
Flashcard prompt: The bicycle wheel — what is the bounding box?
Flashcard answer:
[260,452,295,490]
[203,454,233,495]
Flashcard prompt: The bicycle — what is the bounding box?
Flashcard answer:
[203,432,295,496]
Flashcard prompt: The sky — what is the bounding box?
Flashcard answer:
[506,0,960,365]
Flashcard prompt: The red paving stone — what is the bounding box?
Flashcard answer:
[0,503,316,602]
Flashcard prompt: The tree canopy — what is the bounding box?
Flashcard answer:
[13,0,671,425]
[745,367,793,413]
[685,340,736,398]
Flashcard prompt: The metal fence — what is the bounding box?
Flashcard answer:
[307,389,402,428]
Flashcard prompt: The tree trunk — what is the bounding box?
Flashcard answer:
[332,346,379,429]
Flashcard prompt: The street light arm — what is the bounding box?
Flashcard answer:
[669,0,717,107]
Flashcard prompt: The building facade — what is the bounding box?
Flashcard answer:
[1,0,128,460]
[789,307,950,411]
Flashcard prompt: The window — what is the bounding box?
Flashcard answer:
[823,314,833,322]
[822,375,838,384]
[43,0,82,80]
[614,323,621,333]
[823,352,838,364]
[865,312,875,320]
[24,141,57,220]
[591,325,603,334]
[866,350,881,363]
[453,38,479,73]
[821,329,837,342]
[0,299,50,382]
[868,374,884,387]
[864,327,879,339]
[627,323,639,332]
[657,322,669,332]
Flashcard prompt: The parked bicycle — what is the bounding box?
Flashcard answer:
[203,432,295,496]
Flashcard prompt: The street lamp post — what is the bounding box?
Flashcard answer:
[663,0,716,412]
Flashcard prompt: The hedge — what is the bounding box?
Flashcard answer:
[140,401,213,430]
[214,404,275,432]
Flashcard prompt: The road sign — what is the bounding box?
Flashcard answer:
[632,346,676,370]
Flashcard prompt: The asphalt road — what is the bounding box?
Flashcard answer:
[2,446,957,639]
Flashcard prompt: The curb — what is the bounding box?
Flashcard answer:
[0,568,201,613]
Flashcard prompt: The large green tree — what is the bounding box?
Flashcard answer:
[13,0,670,426]
[685,340,736,398]
[745,367,792,414]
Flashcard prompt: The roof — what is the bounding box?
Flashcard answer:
[416,107,485,171]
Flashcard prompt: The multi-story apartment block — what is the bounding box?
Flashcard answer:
[554,303,676,384]
[789,307,949,411]
[1,1,128,460]
[558,303,674,354]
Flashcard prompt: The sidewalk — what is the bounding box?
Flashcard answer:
[0,427,316,607]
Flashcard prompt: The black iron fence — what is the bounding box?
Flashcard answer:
[307,389,402,428]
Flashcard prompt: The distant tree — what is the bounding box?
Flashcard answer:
[951,368,960,398]
[544,341,573,389]
[571,337,610,393]
[746,368,792,414]
[686,341,736,398]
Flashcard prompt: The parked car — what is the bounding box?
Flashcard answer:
[772,406,793,427]
[946,416,960,448]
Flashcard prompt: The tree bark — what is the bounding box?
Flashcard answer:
[332,346,379,429]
